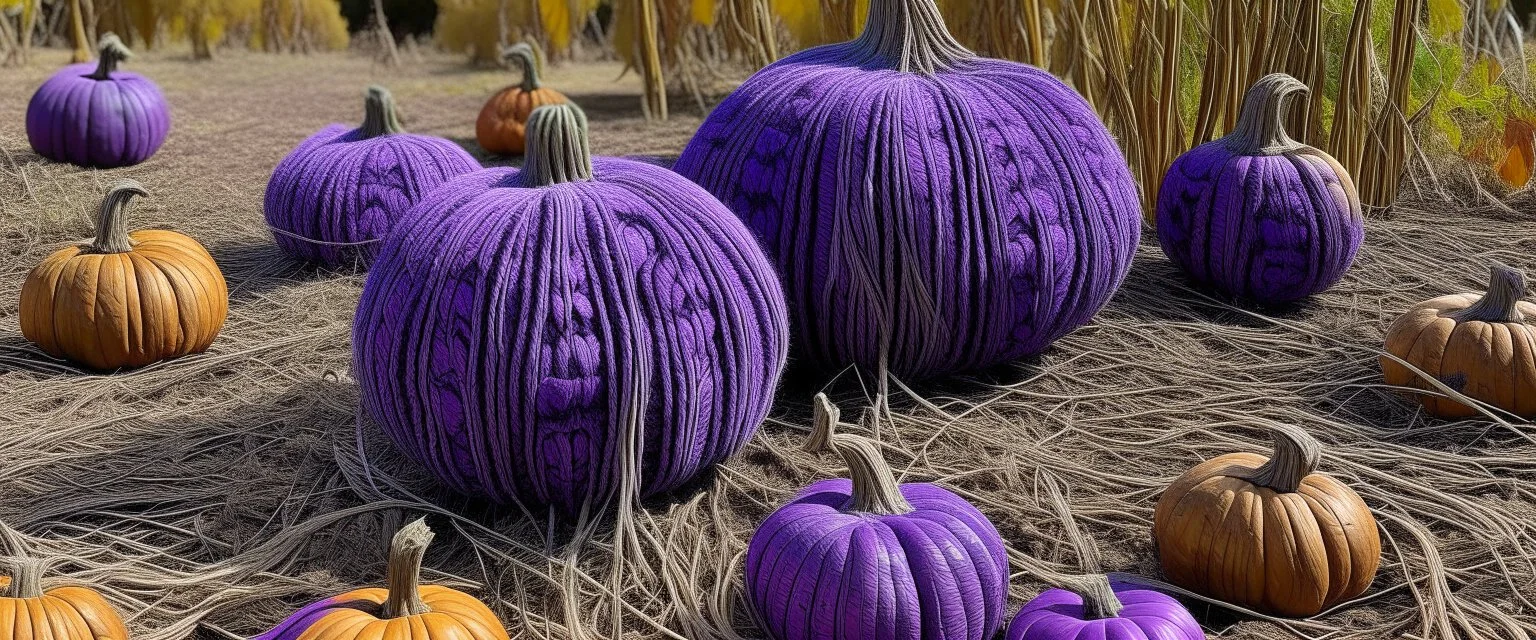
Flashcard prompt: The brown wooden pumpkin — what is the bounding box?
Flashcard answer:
[1152,423,1380,617]
[0,557,130,640]
[1381,263,1536,418]
[19,180,228,370]
[251,518,508,640]
[474,43,568,156]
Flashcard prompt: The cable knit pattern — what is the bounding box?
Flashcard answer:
[674,0,1140,380]
[745,479,1009,640]
[264,89,479,266]
[353,131,788,513]
[26,36,169,168]
[1156,73,1363,304]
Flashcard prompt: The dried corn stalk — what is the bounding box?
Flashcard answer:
[1329,0,1374,184]
[1360,0,1424,208]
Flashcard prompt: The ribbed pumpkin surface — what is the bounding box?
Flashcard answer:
[675,0,1140,380]
[354,119,788,512]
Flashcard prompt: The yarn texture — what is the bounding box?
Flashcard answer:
[1157,73,1364,304]
[264,86,480,266]
[745,435,1009,640]
[674,0,1141,380]
[26,34,170,168]
[353,104,789,514]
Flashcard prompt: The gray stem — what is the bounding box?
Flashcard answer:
[804,393,839,453]
[87,32,130,80]
[1245,423,1321,493]
[1223,73,1309,155]
[831,435,913,515]
[90,179,147,254]
[504,43,541,92]
[1450,263,1527,323]
[381,518,434,618]
[522,104,593,186]
[848,0,973,75]
[1056,574,1124,620]
[3,557,47,598]
[359,85,405,139]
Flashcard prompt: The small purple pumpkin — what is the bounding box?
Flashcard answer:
[674,0,1141,380]
[746,434,1008,640]
[26,34,169,168]
[1156,73,1363,304]
[353,104,788,514]
[1007,576,1205,640]
[264,86,480,266]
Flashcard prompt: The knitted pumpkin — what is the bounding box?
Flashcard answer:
[475,44,567,156]
[26,34,170,168]
[1006,575,1204,640]
[1382,263,1536,418]
[746,434,1009,640]
[354,104,788,514]
[1152,424,1380,617]
[1157,73,1363,304]
[252,519,508,640]
[20,180,227,370]
[264,86,480,266]
[674,0,1141,380]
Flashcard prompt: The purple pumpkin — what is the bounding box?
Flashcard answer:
[1007,576,1205,640]
[746,434,1008,640]
[353,104,788,514]
[264,86,479,266]
[26,34,169,168]
[675,0,1141,380]
[1156,73,1363,304]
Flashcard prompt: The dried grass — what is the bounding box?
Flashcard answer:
[0,49,1534,640]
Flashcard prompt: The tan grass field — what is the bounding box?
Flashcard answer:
[1,49,1534,640]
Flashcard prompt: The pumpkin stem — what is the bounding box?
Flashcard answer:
[2,557,47,599]
[804,393,839,453]
[1450,263,1527,324]
[522,103,594,187]
[359,86,405,139]
[504,43,542,93]
[850,0,973,75]
[1245,423,1322,493]
[87,33,131,81]
[381,518,434,618]
[1057,574,1124,620]
[90,179,147,254]
[831,434,913,515]
[1224,73,1309,155]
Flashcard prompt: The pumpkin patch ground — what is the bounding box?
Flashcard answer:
[1,50,1534,640]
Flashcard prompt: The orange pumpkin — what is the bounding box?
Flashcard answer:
[253,519,508,640]
[0,557,130,640]
[1382,263,1536,418]
[1152,423,1380,617]
[20,180,227,370]
[475,44,568,156]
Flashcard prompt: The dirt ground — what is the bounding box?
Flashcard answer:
[1,48,1534,640]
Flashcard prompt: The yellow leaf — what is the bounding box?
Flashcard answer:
[692,0,714,26]
[539,0,574,51]
[771,0,826,46]
[1426,0,1463,40]
[1497,118,1535,188]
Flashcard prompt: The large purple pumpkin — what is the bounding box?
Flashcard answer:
[26,34,169,168]
[353,104,788,514]
[264,86,479,266]
[1007,576,1205,640]
[1156,73,1363,304]
[675,0,1141,380]
[746,434,1008,640]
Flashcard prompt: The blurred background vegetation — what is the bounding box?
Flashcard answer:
[2,0,1533,209]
